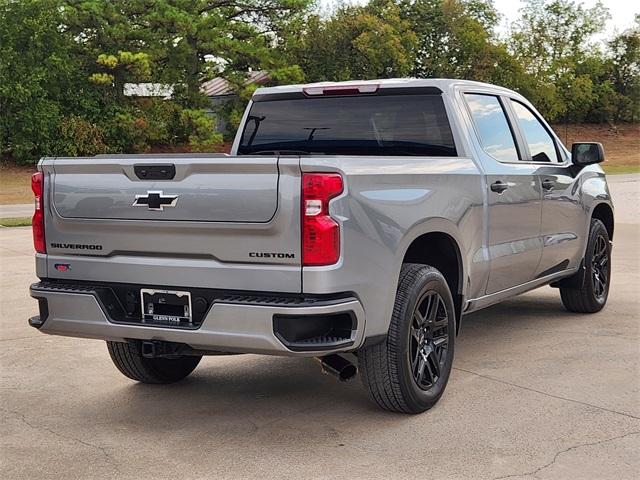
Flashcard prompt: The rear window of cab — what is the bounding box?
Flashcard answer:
[239,93,457,157]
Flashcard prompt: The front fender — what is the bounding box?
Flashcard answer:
[578,167,614,256]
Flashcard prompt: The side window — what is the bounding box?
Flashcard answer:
[511,100,559,163]
[464,94,519,162]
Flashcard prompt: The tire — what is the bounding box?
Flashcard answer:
[358,263,456,414]
[560,218,611,313]
[107,341,201,384]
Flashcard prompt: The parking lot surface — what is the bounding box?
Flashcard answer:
[1,178,638,480]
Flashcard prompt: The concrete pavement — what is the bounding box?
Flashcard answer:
[1,199,639,479]
[606,174,639,224]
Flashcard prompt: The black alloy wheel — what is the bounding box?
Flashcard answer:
[591,233,609,301]
[409,290,450,390]
[560,218,611,313]
[358,264,456,413]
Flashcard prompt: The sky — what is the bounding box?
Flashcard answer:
[318,0,638,41]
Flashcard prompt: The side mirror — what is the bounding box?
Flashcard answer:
[571,142,604,166]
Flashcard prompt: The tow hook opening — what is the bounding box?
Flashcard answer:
[138,340,183,358]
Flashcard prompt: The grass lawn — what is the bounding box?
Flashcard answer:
[1,124,637,205]
[0,216,31,227]
[602,164,640,175]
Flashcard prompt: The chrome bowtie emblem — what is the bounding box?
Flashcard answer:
[133,191,179,211]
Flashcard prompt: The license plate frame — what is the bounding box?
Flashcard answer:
[140,288,192,326]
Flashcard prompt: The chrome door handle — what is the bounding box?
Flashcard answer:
[542,179,555,190]
[490,181,509,193]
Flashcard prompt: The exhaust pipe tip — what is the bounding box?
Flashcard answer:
[315,354,357,382]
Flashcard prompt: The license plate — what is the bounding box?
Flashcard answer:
[140,289,192,326]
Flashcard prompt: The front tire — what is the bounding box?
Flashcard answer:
[358,264,456,414]
[560,218,611,313]
[107,341,201,384]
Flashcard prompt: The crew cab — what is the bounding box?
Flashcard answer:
[29,79,614,413]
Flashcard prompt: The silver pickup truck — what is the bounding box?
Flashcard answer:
[29,79,614,413]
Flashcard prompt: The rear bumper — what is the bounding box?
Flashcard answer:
[29,281,365,356]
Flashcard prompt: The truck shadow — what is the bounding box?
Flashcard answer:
[80,289,577,442]
[459,289,571,336]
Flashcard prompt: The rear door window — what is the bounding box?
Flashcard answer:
[464,93,519,162]
[238,94,457,156]
[510,100,559,163]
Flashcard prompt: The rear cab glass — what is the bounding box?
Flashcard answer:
[238,92,457,156]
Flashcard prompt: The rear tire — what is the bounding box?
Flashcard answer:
[560,218,611,313]
[107,341,201,384]
[358,264,455,414]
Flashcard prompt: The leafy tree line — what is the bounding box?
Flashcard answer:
[0,0,309,163]
[288,0,639,124]
[1,0,638,164]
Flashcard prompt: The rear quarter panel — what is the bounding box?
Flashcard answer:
[300,155,485,339]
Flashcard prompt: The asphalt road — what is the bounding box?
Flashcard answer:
[1,186,639,479]
[0,203,33,219]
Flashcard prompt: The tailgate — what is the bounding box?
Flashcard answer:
[53,154,278,222]
[40,154,302,292]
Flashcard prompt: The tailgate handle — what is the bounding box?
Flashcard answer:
[134,164,176,180]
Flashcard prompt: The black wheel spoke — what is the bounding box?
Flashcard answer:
[433,335,448,352]
[426,294,439,323]
[597,256,608,272]
[591,233,609,301]
[411,326,421,343]
[422,351,436,384]
[415,355,426,384]
[412,347,420,370]
[600,268,608,284]
[599,237,607,256]
[409,289,450,390]
[427,347,441,378]
[433,307,448,329]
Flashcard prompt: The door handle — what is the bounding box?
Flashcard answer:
[541,179,555,191]
[490,181,509,193]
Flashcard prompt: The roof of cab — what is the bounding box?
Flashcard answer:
[253,78,520,98]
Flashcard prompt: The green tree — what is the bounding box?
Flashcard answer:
[400,0,502,80]
[287,0,417,82]
[508,0,610,121]
[89,51,153,98]
[2,0,311,162]
[138,0,311,107]
[606,17,640,122]
[0,0,101,163]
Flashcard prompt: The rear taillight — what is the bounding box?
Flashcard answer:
[31,172,46,254]
[302,173,343,266]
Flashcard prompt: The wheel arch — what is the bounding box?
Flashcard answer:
[591,202,614,241]
[553,201,614,291]
[401,228,465,334]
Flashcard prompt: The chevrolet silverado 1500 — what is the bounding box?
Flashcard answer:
[29,79,614,413]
